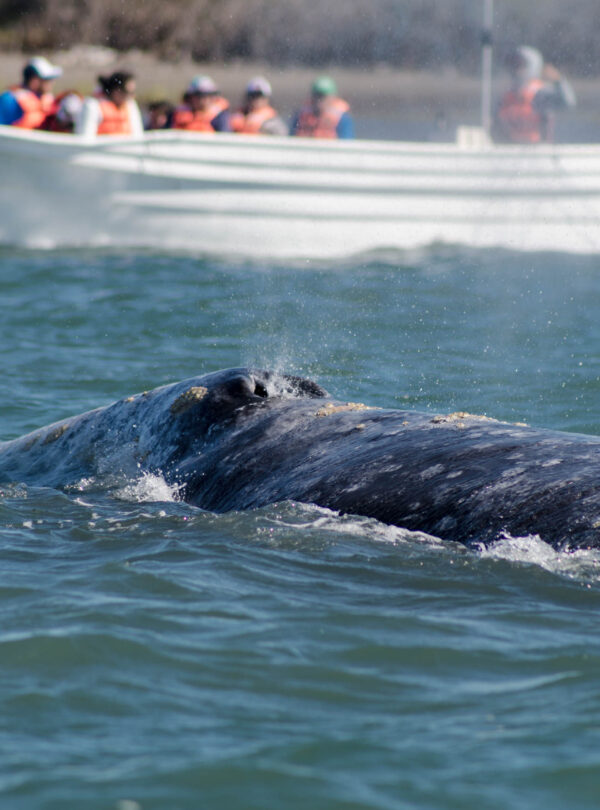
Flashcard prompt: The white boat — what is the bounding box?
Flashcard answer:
[2,124,600,258]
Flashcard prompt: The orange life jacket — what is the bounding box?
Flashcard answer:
[497,79,546,143]
[230,105,278,135]
[293,97,350,139]
[10,87,54,129]
[172,97,229,132]
[96,98,133,136]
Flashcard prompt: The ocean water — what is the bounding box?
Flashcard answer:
[1,246,600,810]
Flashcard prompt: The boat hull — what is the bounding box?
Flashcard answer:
[2,126,600,257]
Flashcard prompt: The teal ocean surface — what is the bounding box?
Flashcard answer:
[1,246,600,810]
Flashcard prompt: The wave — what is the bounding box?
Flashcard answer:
[476,532,600,583]
[4,469,600,584]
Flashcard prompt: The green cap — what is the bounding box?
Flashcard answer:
[311,76,337,96]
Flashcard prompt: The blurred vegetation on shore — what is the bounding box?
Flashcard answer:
[0,0,599,76]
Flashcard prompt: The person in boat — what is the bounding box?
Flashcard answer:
[144,100,175,130]
[0,56,63,129]
[290,76,354,139]
[494,46,576,144]
[230,76,287,136]
[75,71,144,138]
[42,91,83,133]
[171,76,231,132]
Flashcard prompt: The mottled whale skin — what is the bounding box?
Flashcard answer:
[1,367,600,550]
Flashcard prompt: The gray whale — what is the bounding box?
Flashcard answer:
[1,367,600,550]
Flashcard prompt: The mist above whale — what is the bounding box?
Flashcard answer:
[1,367,600,550]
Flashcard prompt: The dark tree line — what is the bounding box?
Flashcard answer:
[1,0,599,76]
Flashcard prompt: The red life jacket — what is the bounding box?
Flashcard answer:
[10,87,54,129]
[293,97,350,139]
[230,105,278,135]
[497,79,546,143]
[96,98,133,136]
[172,97,229,132]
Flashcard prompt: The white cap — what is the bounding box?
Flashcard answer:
[25,56,63,80]
[246,76,272,96]
[511,46,543,82]
[186,75,217,95]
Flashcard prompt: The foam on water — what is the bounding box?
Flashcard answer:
[477,531,600,583]
[243,500,444,549]
[249,502,600,584]
[115,472,183,504]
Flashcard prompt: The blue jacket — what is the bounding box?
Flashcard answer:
[0,91,24,126]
